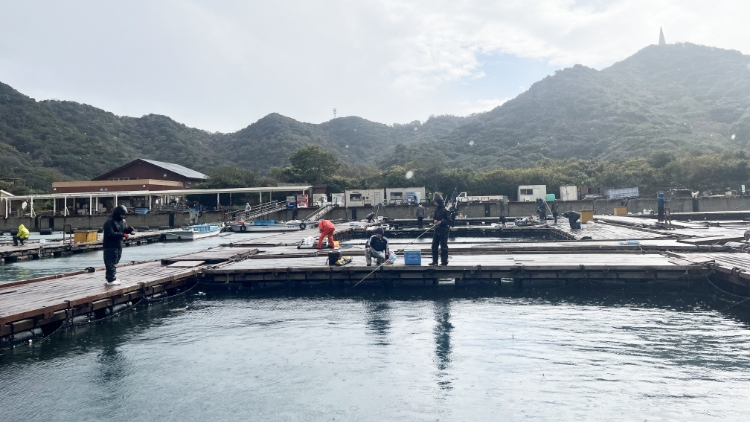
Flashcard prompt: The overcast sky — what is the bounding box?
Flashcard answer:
[0,0,747,132]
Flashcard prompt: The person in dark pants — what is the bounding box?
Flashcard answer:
[499,215,507,227]
[562,211,581,230]
[365,227,390,266]
[13,224,29,246]
[366,212,376,223]
[537,199,547,223]
[551,201,559,224]
[430,194,451,266]
[416,204,425,229]
[102,205,134,286]
[657,193,666,222]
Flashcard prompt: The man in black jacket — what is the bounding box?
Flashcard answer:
[103,205,134,286]
[430,194,451,266]
[365,227,390,266]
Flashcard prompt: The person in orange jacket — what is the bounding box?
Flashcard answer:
[317,219,336,249]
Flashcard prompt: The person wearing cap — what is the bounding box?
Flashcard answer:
[102,205,134,286]
[317,219,336,249]
[365,227,390,266]
[430,193,451,266]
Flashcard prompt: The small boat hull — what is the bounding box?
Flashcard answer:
[165,224,222,241]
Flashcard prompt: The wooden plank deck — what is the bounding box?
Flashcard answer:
[202,253,708,285]
[552,220,668,240]
[673,252,750,288]
[161,247,258,264]
[229,222,370,247]
[0,261,201,337]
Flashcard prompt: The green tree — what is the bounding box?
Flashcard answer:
[284,145,341,184]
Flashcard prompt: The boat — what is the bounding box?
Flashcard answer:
[226,220,307,233]
[164,224,222,241]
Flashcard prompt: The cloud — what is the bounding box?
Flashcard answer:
[0,0,747,131]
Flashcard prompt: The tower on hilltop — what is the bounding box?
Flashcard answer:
[659,27,666,45]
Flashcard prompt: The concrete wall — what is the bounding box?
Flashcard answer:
[5,196,749,232]
[0,211,224,232]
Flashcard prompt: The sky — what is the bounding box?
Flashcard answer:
[0,0,748,133]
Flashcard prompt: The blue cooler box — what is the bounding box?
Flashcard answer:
[404,250,421,265]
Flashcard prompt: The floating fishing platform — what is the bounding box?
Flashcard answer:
[4,216,750,347]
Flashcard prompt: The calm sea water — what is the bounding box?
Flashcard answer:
[3,235,750,420]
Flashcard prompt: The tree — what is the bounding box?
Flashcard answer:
[287,145,341,184]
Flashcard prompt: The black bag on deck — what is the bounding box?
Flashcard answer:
[327,250,341,266]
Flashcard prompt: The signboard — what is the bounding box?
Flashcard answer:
[286,195,297,209]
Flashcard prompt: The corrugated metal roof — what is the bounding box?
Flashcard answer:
[140,159,209,179]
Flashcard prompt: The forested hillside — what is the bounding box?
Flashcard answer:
[386,43,750,169]
[2,42,750,192]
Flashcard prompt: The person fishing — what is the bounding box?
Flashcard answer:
[430,194,451,266]
[365,227,390,266]
[102,205,134,286]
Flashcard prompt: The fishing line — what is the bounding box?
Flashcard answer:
[338,225,436,293]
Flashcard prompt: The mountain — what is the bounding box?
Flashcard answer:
[2,42,750,191]
[386,43,750,169]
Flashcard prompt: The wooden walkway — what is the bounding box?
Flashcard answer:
[5,217,750,346]
[203,253,708,285]
[0,261,202,340]
[229,222,370,247]
[672,252,750,288]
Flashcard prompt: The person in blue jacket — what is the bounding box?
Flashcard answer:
[657,193,666,222]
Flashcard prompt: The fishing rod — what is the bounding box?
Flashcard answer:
[339,224,435,293]
[341,192,459,292]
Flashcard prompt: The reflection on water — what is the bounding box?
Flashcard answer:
[2,290,750,421]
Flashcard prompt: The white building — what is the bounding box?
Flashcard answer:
[559,186,578,201]
[385,187,426,205]
[344,189,385,207]
[518,185,547,202]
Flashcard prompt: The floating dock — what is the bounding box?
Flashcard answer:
[3,216,750,347]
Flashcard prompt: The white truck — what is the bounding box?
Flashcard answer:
[455,192,507,203]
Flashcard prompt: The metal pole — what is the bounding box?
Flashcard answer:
[148,195,151,211]
[30,197,35,218]
[217,192,220,209]
[53,198,56,215]
[63,196,67,216]
[89,195,92,215]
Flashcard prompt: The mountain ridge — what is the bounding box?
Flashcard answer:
[2,42,749,191]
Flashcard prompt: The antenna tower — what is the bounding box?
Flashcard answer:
[333,108,337,119]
